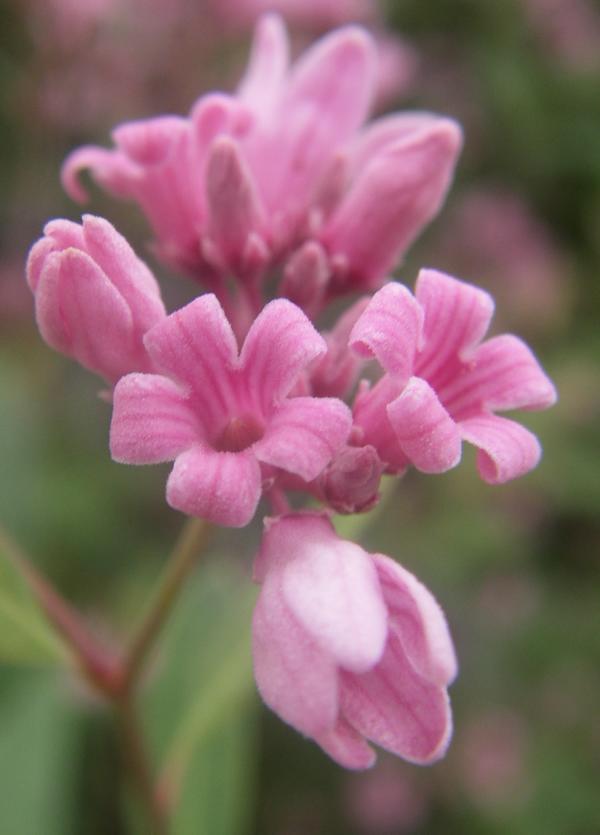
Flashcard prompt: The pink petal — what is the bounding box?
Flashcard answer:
[316,717,375,770]
[414,269,494,384]
[352,377,410,474]
[166,445,261,527]
[110,374,200,464]
[386,377,462,473]
[143,295,238,429]
[254,396,352,481]
[204,137,266,273]
[277,516,387,673]
[240,299,326,409]
[112,116,188,165]
[286,25,375,142]
[279,241,330,316]
[36,249,134,382]
[311,296,371,398]
[191,93,248,150]
[26,237,61,292]
[440,334,558,418]
[373,555,457,686]
[350,112,453,174]
[61,145,137,203]
[459,414,543,484]
[253,576,339,737]
[322,118,462,289]
[80,215,165,332]
[237,13,289,119]
[349,282,423,381]
[340,635,453,765]
[255,25,375,213]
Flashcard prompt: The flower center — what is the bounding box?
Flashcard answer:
[216,414,264,453]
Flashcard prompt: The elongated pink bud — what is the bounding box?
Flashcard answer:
[26,215,165,383]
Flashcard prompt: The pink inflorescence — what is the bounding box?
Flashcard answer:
[26,13,557,769]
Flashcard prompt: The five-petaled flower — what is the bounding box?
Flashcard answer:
[350,269,557,483]
[110,295,352,526]
[252,513,457,769]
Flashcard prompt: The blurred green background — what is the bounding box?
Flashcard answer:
[1,0,599,833]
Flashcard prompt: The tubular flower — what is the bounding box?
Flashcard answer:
[61,14,461,301]
[110,296,352,526]
[252,513,457,769]
[350,269,557,483]
[26,214,166,384]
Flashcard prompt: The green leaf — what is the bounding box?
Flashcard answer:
[0,669,81,835]
[0,536,70,665]
[144,560,258,835]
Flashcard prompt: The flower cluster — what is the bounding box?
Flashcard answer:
[27,15,556,769]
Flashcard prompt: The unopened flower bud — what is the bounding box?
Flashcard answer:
[321,444,384,513]
[26,214,166,383]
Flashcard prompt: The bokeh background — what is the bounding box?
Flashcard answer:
[1,1,599,833]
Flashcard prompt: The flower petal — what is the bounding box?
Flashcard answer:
[322,118,462,289]
[61,145,137,203]
[254,396,352,481]
[253,576,339,737]
[144,295,238,429]
[36,249,134,382]
[237,13,289,119]
[459,414,542,484]
[316,717,375,770]
[166,445,261,527]
[386,377,462,473]
[340,635,453,765]
[204,137,266,273]
[352,377,410,474]
[349,282,423,381]
[440,334,558,418]
[240,299,326,409]
[110,374,200,464]
[277,515,388,673]
[80,214,165,332]
[373,555,457,686]
[414,269,494,384]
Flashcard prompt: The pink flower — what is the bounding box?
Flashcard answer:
[62,15,461,302]
[110,296,352,526]
[350,270,557,483]
[26,214,166,384]
[252,513,456,769]
[213,0,376,31]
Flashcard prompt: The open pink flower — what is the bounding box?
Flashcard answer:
[62,15,461,302]
[110,296,352,526]
[350,270,557,483]
[252,513,456,769]
[26,214,165,383]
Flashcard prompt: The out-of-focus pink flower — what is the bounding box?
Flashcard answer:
[458,709,531,809]
[524,0,600,73]
[62,15,461,303]
[110,297,352,526]
[350,270,557,483]
[434,189,571,334]
[252,513,456,769]
[345,760,429,833]
[213,0,376,31]
[26,214,166,383]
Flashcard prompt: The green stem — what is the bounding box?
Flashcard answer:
[0,523,118,691]
[119,517,211,695]
[116,691,170,835]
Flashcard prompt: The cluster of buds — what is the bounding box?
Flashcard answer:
[27,15,556,768]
